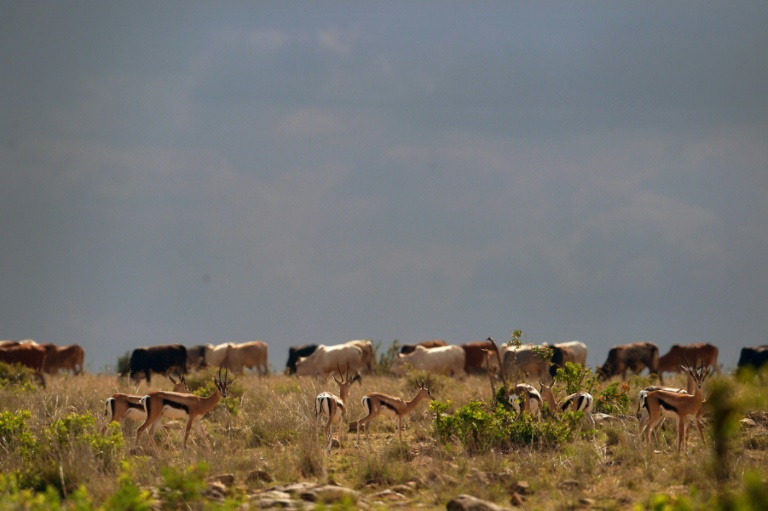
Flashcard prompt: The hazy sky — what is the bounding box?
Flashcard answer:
[2,2,766,373]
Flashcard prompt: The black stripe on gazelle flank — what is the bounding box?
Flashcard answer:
[161,399,189,414]
[380,400,398,412]
[658,398,677,414]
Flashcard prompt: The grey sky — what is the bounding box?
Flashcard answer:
[2,2,766,372]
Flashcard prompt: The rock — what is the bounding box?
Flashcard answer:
[578,497,595,507]
[312,485,361,504]
[447,494,512,511]
[209,473,235,487]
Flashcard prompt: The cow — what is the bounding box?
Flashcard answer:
[0,343,47,387]
[225,341,269,375]
[286,344,319,375]
[460,339,500,375]
[42,344,85,375]
[345,340,374,372]
[502,344,552,383]
[390,345,466,378]
[400,340,448,355]
[127,344,187,384]
[737,345,768,375]
[549,341,588,378]
[186,345,208,371]
[658,343,720,378]
[295,344,365,378]
[598,342,660,383]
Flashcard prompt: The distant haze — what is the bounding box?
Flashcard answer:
[1,2,766,372]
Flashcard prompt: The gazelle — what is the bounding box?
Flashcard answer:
[315,365,361,452]
[356,381,433,446]
[539,381,595,429]
[103,371,189,435]
[637,368,706,444]
[136,367,235,449]
[642,365,711,453]
[506,383,543,421]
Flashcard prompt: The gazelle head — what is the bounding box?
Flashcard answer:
[333,364,362,387]
[680,364,711,391]
[215,367,236,398]
[168,369,189,392]
[417,380,433,401]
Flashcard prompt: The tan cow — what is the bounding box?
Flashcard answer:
[226,341,269,375]
[390,345,466,378]
[658,343,719,377]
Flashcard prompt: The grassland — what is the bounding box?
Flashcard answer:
[1,362,767,510]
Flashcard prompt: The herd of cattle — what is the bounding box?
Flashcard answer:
[1,337,768,386]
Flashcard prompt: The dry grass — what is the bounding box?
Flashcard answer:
[0,369,767,509]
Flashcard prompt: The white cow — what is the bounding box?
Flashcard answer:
[390,345,466,378]
[295,344,365,378]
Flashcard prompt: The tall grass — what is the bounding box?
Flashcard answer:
[0,363,766,509]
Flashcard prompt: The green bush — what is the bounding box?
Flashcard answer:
[593,381,631,415]
[0,410,39,457]
[0,362,38,391]
[433,399,575,453]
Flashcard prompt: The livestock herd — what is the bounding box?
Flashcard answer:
[1,337,767,454]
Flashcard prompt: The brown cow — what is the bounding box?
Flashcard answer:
[658,343,719,378]
[0,343,47,387]
[502,344,552,383]
[399,340,448,355]
[43,344,85,375]
[461,339,499,375]
[598,342,661,383]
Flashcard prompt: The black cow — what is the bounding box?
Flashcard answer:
[737,345,768,375]
[285,344,318,375]
[128,344,187,383]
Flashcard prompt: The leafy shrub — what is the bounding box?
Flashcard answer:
[0,362,38,391]
[372,339,400,375]
[553,362,597,394]
[116,351,131,377]
[0,410,39,457]
[593,381,631,414]
[159,462,209,508]
[433,399,575,453]
[104,462,156,511]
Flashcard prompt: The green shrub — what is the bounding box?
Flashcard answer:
[0,362,38,391]
[158,462,209,509]
[553,362,597,394]
[593,381,631,414]
[0,410,39,457]
[433,399,574,453]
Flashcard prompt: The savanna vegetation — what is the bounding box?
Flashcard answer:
[0,341,767,510]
